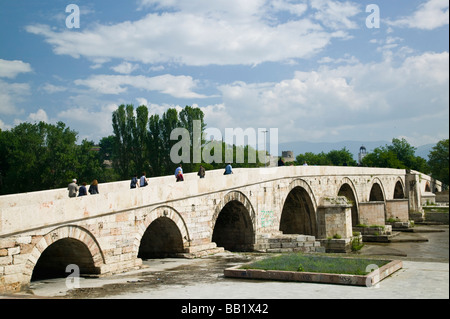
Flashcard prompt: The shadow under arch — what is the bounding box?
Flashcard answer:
[369,178,386,202]
[27,225,105,281]
[211,191,256,252]
[136,206,191,259]
[279,179,318,236]
[394,178,406,199]
[337,177,360,226]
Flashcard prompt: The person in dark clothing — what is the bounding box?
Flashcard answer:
[88,180,99,194]
[198,165,206,178]
[78,182,88,196]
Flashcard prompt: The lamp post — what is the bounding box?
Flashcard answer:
[263,130,268,168]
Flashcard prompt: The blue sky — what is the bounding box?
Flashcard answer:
[0,0,448,148]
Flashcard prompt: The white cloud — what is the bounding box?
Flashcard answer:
[25,0,356,67]
[27,109,49,123]
[0,59,32,78]
[0,80,30,115]
[74,74,208,99]
[310,0,361,29]
[57,104,118,142]
[387,0,449,30]
[214,51,449,143]
[111,62,140,74]
[318,54,359,64]
[0,118,12,131]
[42,83,67,94]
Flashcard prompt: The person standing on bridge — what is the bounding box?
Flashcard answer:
[68,179,79,198]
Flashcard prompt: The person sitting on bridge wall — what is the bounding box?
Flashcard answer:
[88,179,99,194]
[78,182,88,196]
[198,165,205,179]
[140,172,148,187]
[224,163,233,175]
[130,175,139,189]
[68,179,79,198]
[175,164,184,182]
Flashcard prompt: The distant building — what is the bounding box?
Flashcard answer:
[358,146,367,165]
[282,151,295,162]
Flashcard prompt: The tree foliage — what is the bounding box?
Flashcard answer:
[428,139,449,186]
[295,148,357,166]
[362,138,429,173]
[0,121,103,195]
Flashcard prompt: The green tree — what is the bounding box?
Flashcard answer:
[111,104,150,179]
[327,148,357,166]
[98,135,115,164]
[0,121,101,195]
[296,152,331,166]
[112,104,133,179]
[387,138,419,169]
[361,147,404,169]
[147,113,164,176]
[178,105,207,173]
[73,139,104,185]
[428,139,449,186]
[362,138,429,172]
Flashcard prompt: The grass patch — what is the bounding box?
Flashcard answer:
[241,253,390,276]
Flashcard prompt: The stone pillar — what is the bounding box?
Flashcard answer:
[405,170,423,221]
[316,197,353,239]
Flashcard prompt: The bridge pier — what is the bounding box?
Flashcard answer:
[316,197,353,240]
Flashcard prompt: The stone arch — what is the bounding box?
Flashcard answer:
[425,181,431,192]
[211,191,256,251]
[211,191,256,231]
[26,225,104,281]
[279,179,318,236]
[135,206,190,258]
[337,177,360,226]
[369,178,386,202]
[393,178,406,199]
[286,179,318,211]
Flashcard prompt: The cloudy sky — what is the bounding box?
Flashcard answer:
[0,0,448,148]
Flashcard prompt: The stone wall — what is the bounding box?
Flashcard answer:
[386,199,409,222]
[358,202,386,226]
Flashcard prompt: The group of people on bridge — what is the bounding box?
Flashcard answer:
[67,179,99,198]
[136,163,234,187]
[68,163,235,197]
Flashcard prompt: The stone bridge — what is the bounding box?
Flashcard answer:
[0,166,442,293]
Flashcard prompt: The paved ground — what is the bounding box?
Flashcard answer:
[2,225,448,301]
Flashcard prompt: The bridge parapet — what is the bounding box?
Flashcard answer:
[1,166,411,237]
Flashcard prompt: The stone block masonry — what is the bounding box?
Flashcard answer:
[0,166,441,293]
